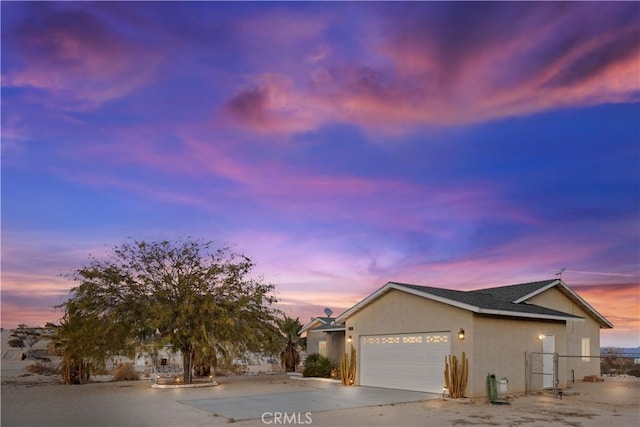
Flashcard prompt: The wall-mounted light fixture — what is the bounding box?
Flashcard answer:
[538,334,545,340]
[347,335,352,343]
[457,328,465,340]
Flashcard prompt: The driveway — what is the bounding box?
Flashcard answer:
[180,385,439,422]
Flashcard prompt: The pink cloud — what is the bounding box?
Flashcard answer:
[575,284,640,346]
[35,118,539,239]
[3,6,163,108]
[1,273,72,297]
[224,4,639,135]
[224,74,333,134]
[1,302,63,329]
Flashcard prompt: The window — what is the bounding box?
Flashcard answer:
[582,338,590,362]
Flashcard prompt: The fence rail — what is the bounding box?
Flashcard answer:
[526,351,640,397]
[526,351,558,396]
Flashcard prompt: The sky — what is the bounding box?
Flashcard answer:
[1,2,639,347]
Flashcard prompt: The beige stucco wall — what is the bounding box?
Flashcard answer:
[306,330,323,356]
[345,289,474,391]
[326,331,345,363]
[471,315,567,396]
[305,329,344,364]
[342,285,604,397]
[527,288,603,381]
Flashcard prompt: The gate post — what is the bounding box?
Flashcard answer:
[553,352,559,398]
[524,352,529,395]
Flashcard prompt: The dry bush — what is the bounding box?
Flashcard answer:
[111,363,139,381]
[25,362,59,376]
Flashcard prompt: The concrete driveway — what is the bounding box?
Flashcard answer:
[180,386,439,422]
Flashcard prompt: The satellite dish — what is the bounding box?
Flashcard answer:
[324,308,333,317]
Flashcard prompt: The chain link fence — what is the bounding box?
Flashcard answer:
[525,351,557,395]
[526,351,640,402]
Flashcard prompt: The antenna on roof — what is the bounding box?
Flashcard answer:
[324,308,333,317]
[556,268,566,280]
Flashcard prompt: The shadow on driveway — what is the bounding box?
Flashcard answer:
[180,386,439,421]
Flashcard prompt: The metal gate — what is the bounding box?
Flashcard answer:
[525,351,559,397]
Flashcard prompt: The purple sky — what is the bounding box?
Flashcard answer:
[2,2,639,346]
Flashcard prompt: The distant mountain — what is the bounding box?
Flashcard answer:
[600,347,640,357]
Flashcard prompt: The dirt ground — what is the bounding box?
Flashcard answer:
[2,354,639,427]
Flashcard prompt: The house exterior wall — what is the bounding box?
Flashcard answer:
[345,289,474,391]
[471,315,567,396]
[306,330,324,356]
[326,331,345,363]
[341,284,605,397]
[527,287,602,380]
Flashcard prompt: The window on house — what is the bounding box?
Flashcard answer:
[582,338,590,362]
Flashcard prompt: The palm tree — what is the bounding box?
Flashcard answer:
[278,316,303,372]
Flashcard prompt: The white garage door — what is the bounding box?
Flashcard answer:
[360,332,450,393]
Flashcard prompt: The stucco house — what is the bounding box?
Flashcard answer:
[305,279,612,397]
[300,314,345,364]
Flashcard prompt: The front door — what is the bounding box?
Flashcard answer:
[542,335,555,389]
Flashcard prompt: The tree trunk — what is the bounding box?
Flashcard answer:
[280,341,299,372]
[61,358,90,385]
[182,346,193,383]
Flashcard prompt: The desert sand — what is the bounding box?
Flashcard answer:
[2,329,638,427]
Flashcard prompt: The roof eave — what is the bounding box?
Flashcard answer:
[477,308,585,322]
[315,327,346,333]
[335,282,483,323]
[335,281,588,324]
[334,282,395,324]
[513,279,562,303]
[391,283,480,312]
[557,281,614,329]
[299,318,328,335]
[514,280,613,329]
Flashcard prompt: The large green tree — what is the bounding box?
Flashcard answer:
[56,239,281,383]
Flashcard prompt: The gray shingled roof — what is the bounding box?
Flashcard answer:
[302,316,347,334]
[391,282,583,320]
[335,279,613,327]
[469,279,557,302]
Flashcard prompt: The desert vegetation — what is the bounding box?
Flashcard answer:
[444,352,469,398]
[302,353,336,378]
[111,363,139,381]
[8,325,45,348]
[339,345,356,385]
[51,239,282,384]
[25,362,59,376]
[278,316,303,372]
[601,348,640,377]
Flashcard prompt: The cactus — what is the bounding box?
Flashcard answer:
[339,344,357,386]
[444,352,468,398]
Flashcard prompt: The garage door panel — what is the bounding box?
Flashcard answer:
[360,332,450,393]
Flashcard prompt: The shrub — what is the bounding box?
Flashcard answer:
[111,363,139,381]
[627,368,640,377]
[8,338,23,348]
[25,362,59,376]
[303,353,336,378]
